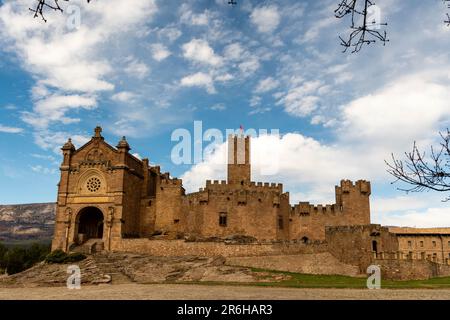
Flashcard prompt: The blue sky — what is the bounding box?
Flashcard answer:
[0,0,450,227]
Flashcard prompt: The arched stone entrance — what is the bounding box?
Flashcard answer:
[76,207,104,244]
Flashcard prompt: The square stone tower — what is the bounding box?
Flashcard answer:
[227,134,251,185]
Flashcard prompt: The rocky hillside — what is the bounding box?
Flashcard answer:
[0,252,291,287]
[0,203,56,242]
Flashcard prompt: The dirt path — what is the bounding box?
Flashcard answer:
[1,284,450,300]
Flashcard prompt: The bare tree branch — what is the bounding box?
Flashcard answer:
[385,129,450,201]
[445,0,450,26]
[29,0,91,23]
[335,0,388,53]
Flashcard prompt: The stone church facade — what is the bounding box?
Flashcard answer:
[51,126,371,252]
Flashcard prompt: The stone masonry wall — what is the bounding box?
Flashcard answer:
[374,259,450,280]
[111,239,328,257]
[290,180,371,241]
[226,253,361,276]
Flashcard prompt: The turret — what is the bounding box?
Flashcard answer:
[117,136,130,152]
[335,179,371,224]
[61,138,76,167]
[227,134,251,185]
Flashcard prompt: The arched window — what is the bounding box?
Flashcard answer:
[219,212,227,227]
[372,240,378,252]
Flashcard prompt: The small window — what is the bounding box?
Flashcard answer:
[420,241,424,247]
[433,241,437,247]
[448,241,450,247]
[278,215,283,229]
[173,219,179,224]
[408,241,412,247]
[219,212,227,227]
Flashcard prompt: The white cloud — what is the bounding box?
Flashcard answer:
[215,73,233,82]
[132,153,142,160]
[124,58,150,79]
[180,71,450,228]
[255,77,280,93]
[339,75,450,146]
[0,124,23,133]
[111,91,138,102]
[182,39,222,66]
[248,107,271,115]
[222,42,260,77]
[223,43,245,61]
[374,207,450,228]
[0,0,157,133]
[30,165,57,175]
[181,133,360,203]
[250,96,261,107]
[22,94,97,129]
[276,80,324,117]
[157,26,182,42]
[238,57,260,76]
[298,16,337,44]
[210,103,226,111]
[250,5,280,33]
[180,72,216,94]
[150,43,171,61]
[32,130,90,154]
[180,4,211,26]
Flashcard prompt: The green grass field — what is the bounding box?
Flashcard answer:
[185,268,450,289]
[249,268,450,289]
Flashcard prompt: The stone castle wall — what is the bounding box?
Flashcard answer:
[111,239,328,257]
[374,258,450,280]
[290,180,371,241]
[183,180,290,240]
[225,253,361,277]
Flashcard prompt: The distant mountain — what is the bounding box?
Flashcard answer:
[0,203,55,242]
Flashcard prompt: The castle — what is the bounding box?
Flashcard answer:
[52,127,450,280]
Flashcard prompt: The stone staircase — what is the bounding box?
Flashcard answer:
[71,239,104,255]
[70,242,133,284]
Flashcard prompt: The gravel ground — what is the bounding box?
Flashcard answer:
[1,284,450,300]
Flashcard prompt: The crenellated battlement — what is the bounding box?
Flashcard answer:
[292,201,337,216]
[336,179,371,196]
[204,179,283,192]
[160,177,182,186]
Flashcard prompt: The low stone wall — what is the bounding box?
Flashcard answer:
[226,253,361,277]
[374,259,450,280]
[111,239,328,257]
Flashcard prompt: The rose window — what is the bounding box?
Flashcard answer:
[86,177,101,192]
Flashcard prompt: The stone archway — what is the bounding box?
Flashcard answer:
[76,207,104,244]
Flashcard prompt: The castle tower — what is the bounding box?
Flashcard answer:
[227,134,251,185]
